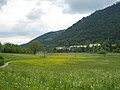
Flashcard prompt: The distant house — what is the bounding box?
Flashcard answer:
[56,47,66,50]
[68,45,87,50]
[89,43,100,47]
[70,45,87,48]
[56,43,101,51]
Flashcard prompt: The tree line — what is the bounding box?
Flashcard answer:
[0,40,120,55]
[0,40,44,55]
[0,42,30,54]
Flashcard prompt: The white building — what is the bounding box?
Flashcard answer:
[56,43,101,51]
[89,43,100,47]
[56,47,66,50]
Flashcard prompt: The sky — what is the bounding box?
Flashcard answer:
[0,0,119,45]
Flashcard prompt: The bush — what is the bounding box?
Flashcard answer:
[0,56,4,66]
[98,49,107,57]
[98,50,106,54]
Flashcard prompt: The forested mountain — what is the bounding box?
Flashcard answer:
[25,2,120,47]
[22,30,64,47]
[52,2,120,46]
[32,30,64,46]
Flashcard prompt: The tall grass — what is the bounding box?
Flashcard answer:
[0,53,120,90]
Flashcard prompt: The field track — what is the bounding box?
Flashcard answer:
[0,61,14,68]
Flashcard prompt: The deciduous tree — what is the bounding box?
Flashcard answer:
[28,40,43,55]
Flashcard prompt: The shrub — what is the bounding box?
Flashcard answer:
[98,50,106,54]
[0,56,4,66]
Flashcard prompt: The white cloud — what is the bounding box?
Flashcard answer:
[0,0,8,8]
[0,0,38,44]
[26,0,89,32]
[0,0,36,24]
[64,0,120,13]
[0,36,31,45]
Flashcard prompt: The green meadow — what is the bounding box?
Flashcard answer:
[0,53,120,90]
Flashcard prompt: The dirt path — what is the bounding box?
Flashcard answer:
[0,61,14,68]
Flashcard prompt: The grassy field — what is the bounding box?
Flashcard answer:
[0,53,120,90]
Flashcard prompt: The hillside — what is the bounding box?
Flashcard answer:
[25,2,120,47]
[33,30,64,46]
[22,30,64,47]
[52,2,120,46]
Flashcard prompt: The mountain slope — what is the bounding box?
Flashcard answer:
[33,30,64,46]
[24,2,120,48]
[52,2,120,46]
[22,30,64,47]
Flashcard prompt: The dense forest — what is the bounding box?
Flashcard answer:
[0,42,30,54]
[22,30,64,48]
[0,41,44,54]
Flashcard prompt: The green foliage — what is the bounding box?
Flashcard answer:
[0,42,30,54]
[28,40,44,55]
[3,43,21,53]
[0,56,4,66]
[97,47,106,54]
[98,50,106,54]
[2,43,30,54]
[22,30,64,48]
[0,42,3,52]
[112,48,120,53]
